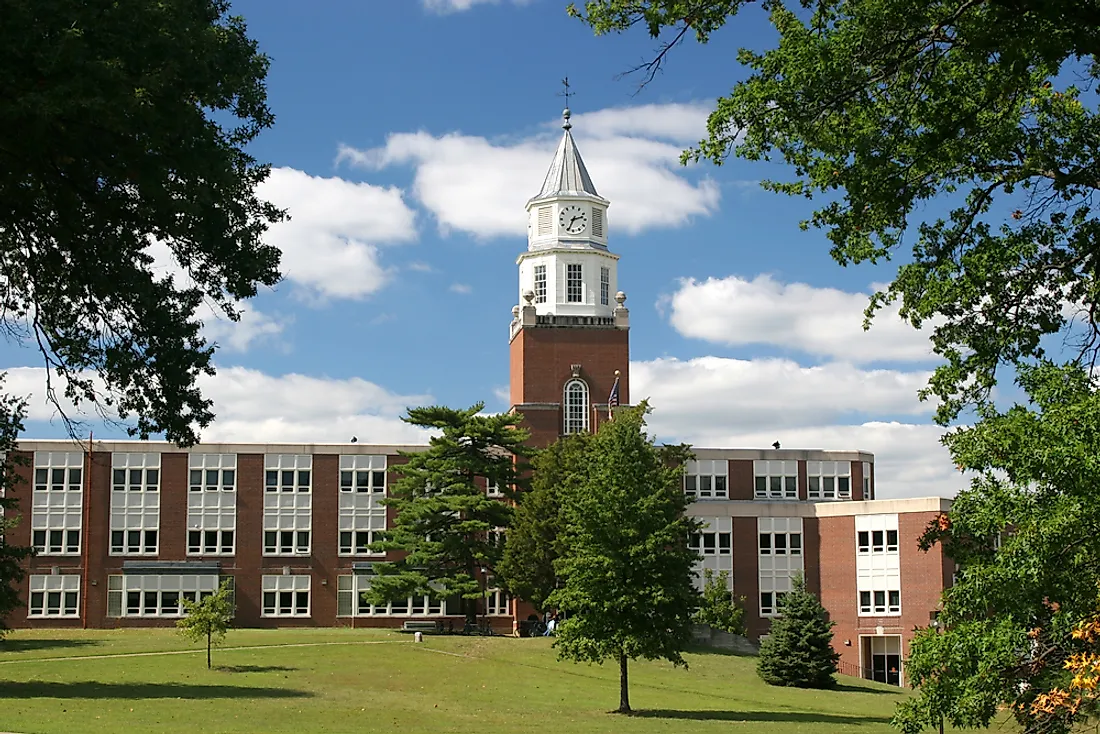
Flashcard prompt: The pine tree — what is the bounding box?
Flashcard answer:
[497,432,591,613]
[549,403,700,714]
[366,404,530,625]
[756,575,840,688]
[0,386,30,637]
[176,579,234,669]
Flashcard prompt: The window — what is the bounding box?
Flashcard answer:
[591,207,604,237]
[600,267,609,306]
[187,454,237,556]
[862,461,872,499]
[860,590,901,615]
[759,517,804,617]
[337,573,444,617]
[537,206,552,236]
[264,455,312,555]
[807,461,851,500]
[865,635,903,686]
[562,379,589,435]
[759,529,802,556]
[566,263,583,303]
[339,455,387,556]
[31,452,83,555]
[855,514,901,616]
[690,531,732,556]
[760,591,787,616]
[28,574,80,618]
[262,574,311,618]
[107,574,221,618]
[486,479,504,498]
[857,529,899,554]
[487,588,510,616]
[684,460,728,499]
[534,265,547,304]
[487,528,506,549]
[110,453,160,556]
[753,460,798,500]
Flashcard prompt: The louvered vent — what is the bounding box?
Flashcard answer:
[591,208,604,238]
[537,206,552,235]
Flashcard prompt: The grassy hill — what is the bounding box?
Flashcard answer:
[0,628,909,733]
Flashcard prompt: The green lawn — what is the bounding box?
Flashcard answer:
[0,628,909,734]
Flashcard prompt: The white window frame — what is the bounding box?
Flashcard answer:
[28,574,80,618]
[566,263,583,303]
[264,455,312,556]
[600,267,609,306]
[860,589,901,615]
[110,453,161,556]
[107,574,220,618]
[562,378,589,435]
[487,588,511,616]
[336,573,444,617]
[759,529,803,557]
[758,517,804,617]
[863,461,873,499]
[187,454,237,556]
[31,452,83,556]
[534,264,547,304]
[486,479,504,498]
[690,530,732,556]
[338,455,387,557]
[807,461,851,500]
[856,514,902,616]
[753,460,798,500]
[684,459,728,499]
[262,574,311,618]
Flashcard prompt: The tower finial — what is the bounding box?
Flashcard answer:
[558,77,573,130]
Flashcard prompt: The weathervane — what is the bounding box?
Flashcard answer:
[558,77,574,129]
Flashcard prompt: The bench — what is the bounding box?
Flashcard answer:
[401,620,442,634]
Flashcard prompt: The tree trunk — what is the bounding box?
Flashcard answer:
[618,652,630,714]
[207,630,212,669]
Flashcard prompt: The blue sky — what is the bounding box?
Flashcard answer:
[2,0,966,497]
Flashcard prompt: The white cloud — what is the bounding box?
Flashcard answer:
[199,303,286,353]
[449,283,472,295]
[631,356,956,498]
[337,103,720,239]
[422,0,530,13]
[667,275,936,363]
[257,167,418,301]
[3,365,432,445]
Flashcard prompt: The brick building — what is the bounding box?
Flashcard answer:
[1,108,951,687]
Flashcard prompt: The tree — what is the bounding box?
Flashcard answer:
[693,569,745,636]
[893,363,1100,734]
[2,0,283,446]
[176,579,234,669]
[0,385,31,638]
[548,403,700,714]
[366,404,530,626]
[572,0,1100,728]
[497,432,592,613]
[756,575,839,689]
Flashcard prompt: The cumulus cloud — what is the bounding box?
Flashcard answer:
[667,275,937,363]
[631,355,956,498]
[257,167,417,301]
[4,365,432,445]
[199,304,286,353]
[337,103,720,239]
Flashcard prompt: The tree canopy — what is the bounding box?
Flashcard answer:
[548,403,700,714]
[366,404,530,623]
[0,386,30,636]
[756,575,839,689]
[1,0,282,445]
[176,579,235,669]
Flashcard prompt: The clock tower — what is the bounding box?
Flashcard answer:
[509,108,630,447]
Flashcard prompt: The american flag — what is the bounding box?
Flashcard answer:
[607,374,620,421]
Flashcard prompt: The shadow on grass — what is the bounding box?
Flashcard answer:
[833,682,900,695]
[216,665,297,674]
[684,644,756,658]
[631,709,893,724]
[0,639,97,653]
[0,681,312,700]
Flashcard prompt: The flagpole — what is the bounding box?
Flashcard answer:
[607,370,621,422]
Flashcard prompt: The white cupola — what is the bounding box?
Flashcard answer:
[517,108,620,319]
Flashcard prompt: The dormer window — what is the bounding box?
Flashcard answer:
[563,379,589,434]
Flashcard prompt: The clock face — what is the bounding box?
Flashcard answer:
[559,204,588,235]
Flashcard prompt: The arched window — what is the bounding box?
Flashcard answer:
[563,379,590,435]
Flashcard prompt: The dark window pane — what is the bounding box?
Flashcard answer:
[297,470,310,488]
[887,530,898,548]
[146,469,159,486]
[222,470,235,487]
[113,469,126,485]
[759,534,771,552]
[221,531,233,552]
[189,469,202,488]
[265,470,278,488]
[340,471,353,489]
[858,530,869,549]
